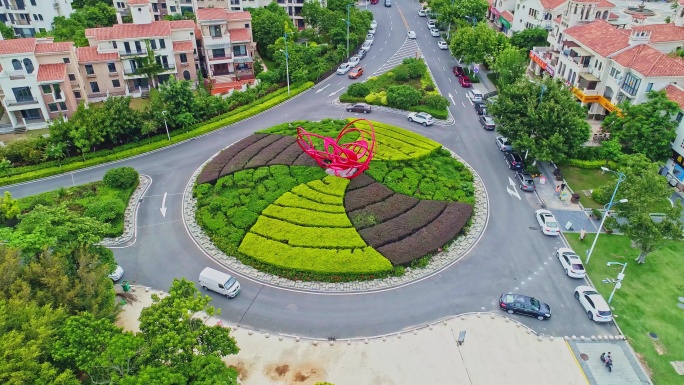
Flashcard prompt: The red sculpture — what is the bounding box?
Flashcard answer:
[296,119,376,179]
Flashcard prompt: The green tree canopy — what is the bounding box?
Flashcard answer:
[509,27,549,52]
[249,4,297,59]
[489,78,591,162]
[37,3,116,46]
[449,22,509,66]
[0,23,15,40]
[602,90,680,162]
[490,46,528,88]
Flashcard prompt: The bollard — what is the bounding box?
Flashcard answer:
[364,339,369,344]
[265,333,270,338]
[295,336,300,342]
[312,340,318,346]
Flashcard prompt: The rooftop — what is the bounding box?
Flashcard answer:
[197,8,251,22]
[36,63,66,82]
[665,83,684,110]
[631,23,684,43]
[597,0,614,7]
[611,44,684,77]
[76,46,119,62]
[172,41,194,52]
[0,38,37,55]
[127,0,150,4]
[34,42,72,54]
[86,20,195,41]
[564,19,630,56]
[501,11,514,23]
[541,0,567,10]
[229,28,251,42]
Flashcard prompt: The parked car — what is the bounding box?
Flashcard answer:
[575,286,612,323]
[357,49,367,60]
[371,0,378,4]
[427,20,436,28]
[369,27,376,35]
[535,209,560,236]
[348,66,364,79]
[479,115,495,130]
[361,41,372,51]
[499,293,551,321]
[199,267,241,298]
[346,103,371,113]
[418,9,427,16]
[504,152,524,170]
[371,20,377,29]
[514,172,536,192]
[336,63,353,74]
[556,248,586,278]
[430,27,440,37]
[474,102,487,115]
[458,75,472,88]
[348,56,361,67]
[495,136,512,152]
[407,30,416,39]
[437,40,448,50]
[468,89,484,102]
[108,265,124,281]
[385,0,391,6]
[408,112,434,126]
[365,34,374,44]
[452,66,465,77]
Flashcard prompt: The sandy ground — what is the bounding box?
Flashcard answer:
[116,286,588,385]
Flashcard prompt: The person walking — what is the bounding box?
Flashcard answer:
[560,182,566,191]
[580,228,587,241]
[554,185,561,197]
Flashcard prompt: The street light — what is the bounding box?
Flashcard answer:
[342,4,352,59]
[161,110,170,141]
[585,166,627,264]
[606,262,627,303]
[283,33,291,95]
[539,84,547,104]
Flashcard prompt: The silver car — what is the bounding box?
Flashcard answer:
[408,112,434,126]
[361,41,372,51]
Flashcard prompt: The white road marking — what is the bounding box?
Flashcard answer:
[448,77,452,82]
[437,57,440,61]
[442,66,445,72]
[338,81,343,85]
[379,48,383,51]
[328,87,344,97]
[448,93,455,105]
[461,102,466,107]
[315,84,331,93]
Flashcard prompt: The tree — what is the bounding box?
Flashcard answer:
[606,154,683,263]
[37,3,116,47]
[157,77,197,129]
[92,97,146,144]
[509,27,549,53]
[598,139,622,166]
[302,0,326,30]
[0,191,20,226]
[489,77,591,162]
[249,5,296,59]
[131,41,166,89]
[0,23,15,39]
[490,46,528,88]
[602,90,679,162]
[450,23,509,65]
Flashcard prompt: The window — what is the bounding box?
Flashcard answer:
[212,48,226,58]
[621,73,641,96]
[112,41,117,49]
[170,6,176,11]
[68,73,76,81]
[12,59,21,70]
[107,62,116,73]
[41,84,51,94]
[183,69,191,80]
[112,79,121,88]
[159,39,166,49]
[38,14,43,21]
[179,53,188,63]
[74,91,81,99]
[12,86,33,102]
[90,82,100,93]
[30,0,36,4]
[85,64,94,75]
[233,45,247,56]
[245,23,250,28]
[677,112,684,123]
[134,41,142,53]
[646,82,653,92]
[48,103,58,112]
[23,58,34,73]
[210,25,222,38]
[150,40,157,49]
[161,2,166,8]
[63,57,70,64]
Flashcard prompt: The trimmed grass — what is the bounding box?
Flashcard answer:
[565,235,683,385]
[261,57,277,71]
[89,97,151,111]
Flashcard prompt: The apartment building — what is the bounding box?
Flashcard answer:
[664,84,684,189]
[114,0,188,20]
[82,0,198,101]
[0,0,75,38]
[0,38,83,130]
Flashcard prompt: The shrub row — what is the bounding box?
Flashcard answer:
[218,135,283,179]
[274,192,346,213]
[197,134,268,185]
[344,182,394,212]
[305,177,349,198]
[249,217,368,248]
[358,200,447,248]
[562,159,617,170]
[0,82,314,187]
[245,136,297,169]
[237,233,393,275]
[348,193,419,230]
[290,184,343,205]
[292,152,318,166]
[377,202,473,265]
[262,205,352,228]
[345,173,376,191]
[269,141,307,165]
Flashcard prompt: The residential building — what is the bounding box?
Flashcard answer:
[114,0,188,21]
[0,38,83,130]
[0,0,75,38]
[664,84,684,190]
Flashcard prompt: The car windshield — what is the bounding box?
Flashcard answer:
[529,298,540,310]
[546,221,558,228]
[598,310,612,316]
[226,277,236,288]
[525,178,534,184]
[572,264,585,270]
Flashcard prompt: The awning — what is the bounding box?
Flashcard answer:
[499,16,511,29]
[579,72,600,81]
[570,46,591,57]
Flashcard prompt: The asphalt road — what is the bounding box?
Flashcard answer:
[4,1,618,339]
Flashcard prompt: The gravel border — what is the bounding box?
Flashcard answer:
[100,174,152,246]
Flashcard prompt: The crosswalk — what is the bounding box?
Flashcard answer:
[370,38,420,77]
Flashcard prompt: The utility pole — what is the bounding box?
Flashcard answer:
[283,32,290,95]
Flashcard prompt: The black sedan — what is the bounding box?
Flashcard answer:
[504,152,524,171]
[346,103,371,113]
[474,101,487,115]
[499,293,551,321]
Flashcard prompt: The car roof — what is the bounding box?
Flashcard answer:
[483,116,494,122]
[471,89,483,95]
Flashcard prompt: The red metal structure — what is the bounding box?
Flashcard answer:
[296,119,376,179]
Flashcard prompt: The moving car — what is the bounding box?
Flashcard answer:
[437,40,448,50]
[418,9,427,16]
[199,267,241,298]
[452,66,465,77]
[458,75,472,88]
[427,20,436,28]
[346,103,372,113]
[108,265,124,281]
[430,27,440,37]
[365,34,374,44]
[556,248,586,278]
[408,112,434,126]
[479,115,495,130]
[495,136,512,152]
[514,172,536,192]
[535,209,560,236]
[348,66,364,79]
[504,152,524,170]
[407,30,416,39]
[357,49,367,60]
[348,55,361,67]
[468,89,483,102]
[385,0,391,6]
[336,63,353,74]
[370,20,377,29]
[499,293,551,321]
[361,41,372,51]
[474,102,487,115]
[575,285,612,322]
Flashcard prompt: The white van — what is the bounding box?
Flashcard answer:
[199,267,241,298]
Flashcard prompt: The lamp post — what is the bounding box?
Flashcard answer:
[283,33,290,95]
[585,167,627,264]
[161,110,170,141]
[343,4,352,59]
[606,262,627,303]
[539,84,547,104]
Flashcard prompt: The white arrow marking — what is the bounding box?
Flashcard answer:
[506,178,521,200]
[315,84,331,94]
[448,93,455,105]
[508,176,516,186]
[160,192,168,218]
[328,87,344,97]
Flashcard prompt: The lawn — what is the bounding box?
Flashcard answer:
[89,97,151,111]
[565,235,683,385]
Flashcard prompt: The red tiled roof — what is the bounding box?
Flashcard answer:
[564,20,630,56]
[609,12,619,20]
[37,63,66,82]
[87,21,171,40]
[612,44,684,77]
[229,28,251,42]
[632,23,684,43]
[172,41,194,52]
[665,84,684,110]
[128,0,149,4]
[554,15,562,23]
[211,79,255,95]
[170,20,196,30]
[197,9,251,22]
[226,11,251,20]
[597,0,614,7]
[35,42,72,54]
[501,10,514,22]
[0,38,37,55]
[76,46,119,62]
[541,0,566,10]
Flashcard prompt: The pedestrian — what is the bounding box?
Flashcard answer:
[580,228,587,242]
[554,185,561,197]
[560,182,566,191]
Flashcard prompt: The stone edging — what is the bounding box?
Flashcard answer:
[181,138,488,293]
[331,98,455,126]
[100,174,152,246]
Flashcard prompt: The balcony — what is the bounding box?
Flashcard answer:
[123,65,175,76]
[4,97,38,107]
[119,49,148,57]
[208,54,232,62]
[13,18,30,26]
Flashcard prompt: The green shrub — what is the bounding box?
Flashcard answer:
[402,58,427,78]
[365,93,378,104]
[566,159,617,169]
[592,208,602,219]
[591,185,611,204]
[393,67,410,81]
[102,167,139,190]
[409,105,448,120]
[386,85,422,109]
[85,199,126,223]
[572,146,602,161]
[423,94,449,110]
[347,83,371,98]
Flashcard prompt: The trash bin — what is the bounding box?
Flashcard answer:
[571,193,581,204]
[553,168,562,177]
[555,173,564,181]
[122,280,130,292]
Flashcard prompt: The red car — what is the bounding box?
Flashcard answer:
[348,66,364,79]
[459,75,472,88]
[371,0,379,4]
[452,66,465,78]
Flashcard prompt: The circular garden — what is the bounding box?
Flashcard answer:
[193,119,475,282]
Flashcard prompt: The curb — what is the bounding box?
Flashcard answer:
[100,174,152,247]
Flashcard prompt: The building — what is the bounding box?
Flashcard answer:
[664,84,684,190]
[114,0,189,21]
[0,38,83,130]
[0,0,75,38]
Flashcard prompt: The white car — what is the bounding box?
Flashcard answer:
[108,265,124,281]
[371,20,377,29]
[407,30,417,39]
[337,63,353,75]
[369,27,376,35]
[348,55,361,67]
[535,209,560,236]
[361,41,372,51]
[365,34,374,44]
[430,27,440,37]
[556,248,586,278]
[575,285,613,323]
[437,40,448,50]
[418,9,427,16]
[427,20,436,28]
[408,112,434,126]
[495,136,512,152]
[468,89,483,102]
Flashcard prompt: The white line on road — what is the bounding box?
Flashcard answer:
[454,90,458,94]
[379,48,383,51]
[448,78,452,82]
[328,87,344,97]
[338,81,343,85]
[461,102,466,107]
[442,66,445,72]
[315,84,331,93]
[437,57,440,61]
[433,48,436,53]
[371,55,376,59]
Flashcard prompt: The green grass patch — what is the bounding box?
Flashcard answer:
[565,235,683,385]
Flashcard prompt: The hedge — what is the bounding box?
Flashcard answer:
[275,192,346,213]
[358,200,447,247]
[345,173,376,191]
[305,177,348,197]
[0,82,314,187]
[245,136,296,169]
[262,205,352,228]
[562,159,617,170]
[249,217,368,248]
[197,134,267,185]
[290,184,342,205]
[348,193,419,229]
[218,135,283,179]
[343,182,394,212]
